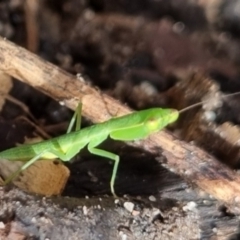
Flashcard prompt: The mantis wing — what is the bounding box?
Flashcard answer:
[110,123,149,141]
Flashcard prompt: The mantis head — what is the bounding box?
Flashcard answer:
[144,108,179,133]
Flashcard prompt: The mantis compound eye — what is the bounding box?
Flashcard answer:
[145,117,161,132]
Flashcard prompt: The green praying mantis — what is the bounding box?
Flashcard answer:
[0,91,240,196]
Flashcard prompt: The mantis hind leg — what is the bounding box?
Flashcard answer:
[88,136,119,197]
[4,152,47,184]
[66,103,82,133]
[4,147,75,185]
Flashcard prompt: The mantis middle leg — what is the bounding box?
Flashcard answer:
[67,103,82,133]
[87,135,119,197]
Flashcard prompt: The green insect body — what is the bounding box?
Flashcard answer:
[0,108,179,160]
[0,106,178,196]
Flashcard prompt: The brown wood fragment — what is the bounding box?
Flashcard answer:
[0,158,70,196]
[0,37,240,213]
[14,160,70,196]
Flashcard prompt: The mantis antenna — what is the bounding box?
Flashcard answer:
[179,91,240,114]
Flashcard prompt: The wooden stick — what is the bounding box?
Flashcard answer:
[0,37,240,212]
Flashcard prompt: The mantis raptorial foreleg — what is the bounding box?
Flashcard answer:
[87,135,120,197]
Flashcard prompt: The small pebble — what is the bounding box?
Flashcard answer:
[119,231,128,240]
[182,201,197,212]
[132,210,140,216]
[83,206,88,215]
[149,195,156,202]
[152,209,160,216]
[0,222,5,229]
[212,227,218,233]
[123,202,134,213]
